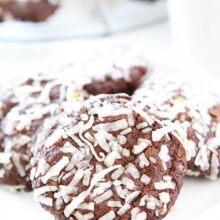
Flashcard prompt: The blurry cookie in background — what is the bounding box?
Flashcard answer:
[0,0,162,23]
[0,0,59,22]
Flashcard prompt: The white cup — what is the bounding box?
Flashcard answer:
[168,0,220,73]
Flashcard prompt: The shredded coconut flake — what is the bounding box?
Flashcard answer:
[36,196,53,207]
[12,153,25,177]
[122,177,136,190]
[136,212,147,220]
[78,202,95,211]
[159,145,170,162]
[18,135,31,146]
[126,163,140,179]
[152,126,174,142]
[136,122,148,130]
[159,192,170,204]
[120,127,132,135]
[93,119,128,132]
[69,169,84,187]
[125,191,141,203]
[35,158,50,178]
[117,204,131,216]
[42,156,69,184]
[107,201,122,207]
[139,153,150,168]
[93,181,112,196]
[94,132,110,153]
[99,210,116,220]
[122,148,130,157]
[132,140,150,155]
[117,135,127,145]
[94,189,113,204]
[45,129,65,148]
[34,185,57,198]
[104,151,120,167]
[154,180,175,190]
[74,211,94,220]
[111,167,124,180]
[140,174,151,185]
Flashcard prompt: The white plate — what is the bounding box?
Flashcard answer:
[0,61,220,220]
[0,0,167,42]
[1,178,220,220]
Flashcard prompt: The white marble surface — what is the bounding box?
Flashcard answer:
[0,21,220,220]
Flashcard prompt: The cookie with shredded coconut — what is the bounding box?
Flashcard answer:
[0,73,86,191]
[31,94,186,220]
[82,47,148,95]
[83,66,147,95]
[0,0,59,22]
[133,79,220,180]
[0,51,149,191]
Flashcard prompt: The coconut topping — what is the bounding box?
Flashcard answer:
[133,79,220,179]
[31,94,186,219]
[0,73,90,191]
[42,156,70,184]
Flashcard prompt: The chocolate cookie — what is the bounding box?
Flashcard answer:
[0,74,86,191]
[83,66,147,96]
[31,94,186,220]
[0,56,148,191]
[82,48,148,95]
[0,102,59,190]
[0,0,59,22]
[133,80,220,180]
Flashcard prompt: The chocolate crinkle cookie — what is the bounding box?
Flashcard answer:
[0,0,59,22]
[133,80,220,180]
[31,94,186,220]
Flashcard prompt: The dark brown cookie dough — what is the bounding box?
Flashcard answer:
[84,66,147,96]
[82,48,149,96]
[31,94,186,220]
[0,0,59,22]
[133,80,220,180]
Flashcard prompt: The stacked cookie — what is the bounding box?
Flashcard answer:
[0,55,219,219]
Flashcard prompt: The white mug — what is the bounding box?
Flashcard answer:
[168,0,220,73]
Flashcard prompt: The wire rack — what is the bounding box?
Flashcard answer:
[0,0,167,42]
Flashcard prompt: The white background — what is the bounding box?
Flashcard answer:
[0,20,220,219]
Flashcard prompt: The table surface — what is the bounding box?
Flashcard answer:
[0,21,220,220]
[0,22,176,77]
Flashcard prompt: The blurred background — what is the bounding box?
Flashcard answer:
[0,0,171,78]
[0,0,219,77]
